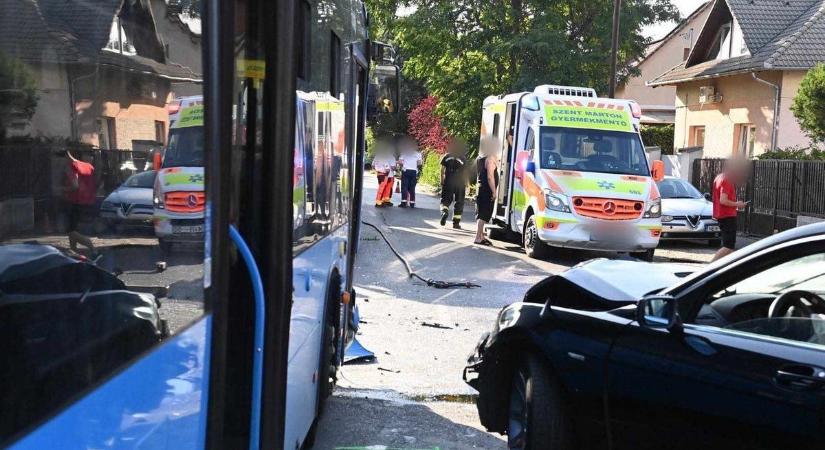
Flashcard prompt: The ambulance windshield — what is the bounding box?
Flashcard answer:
[164,127,205,167]
[539,126,649,176]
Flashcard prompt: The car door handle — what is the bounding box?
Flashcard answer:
[774,365,825,391]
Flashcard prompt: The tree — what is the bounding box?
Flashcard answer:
[791,63,825,144]
[407,96,449,153]
[387,0,678,148]
[0,52,38,142]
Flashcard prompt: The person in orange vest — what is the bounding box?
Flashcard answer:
[373,142,396,207]
[62,150,97,255]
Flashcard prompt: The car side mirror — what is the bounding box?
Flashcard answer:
[651,160,665,182]
[636,295,683,335]
[525,161,536,175]
[704,192,712,201]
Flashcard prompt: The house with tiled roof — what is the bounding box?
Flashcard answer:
[648,0,825,157]
[0,0,201,149]
[617,2,713,124]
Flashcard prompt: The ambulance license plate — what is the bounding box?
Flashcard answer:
[173,225,204,234]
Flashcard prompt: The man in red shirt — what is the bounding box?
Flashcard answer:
[711,159,749,261]
[62,150,97,254]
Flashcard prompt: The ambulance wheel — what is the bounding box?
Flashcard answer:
[524,216,551,259]
[632,248,655,262]
[158,238,172,254]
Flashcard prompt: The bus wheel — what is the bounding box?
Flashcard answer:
[318,278,341,412]
[523,216,551,259]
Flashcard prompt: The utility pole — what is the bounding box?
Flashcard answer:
[608,0,622,98]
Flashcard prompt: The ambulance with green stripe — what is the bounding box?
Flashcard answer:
[153,96,206,251]
[481,85,665,261]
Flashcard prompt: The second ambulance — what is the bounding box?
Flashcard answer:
[481,85,664,260]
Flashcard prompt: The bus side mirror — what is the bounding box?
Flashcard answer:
[651,160,665,182]
[368,64,400,121]
[525,161,536,175]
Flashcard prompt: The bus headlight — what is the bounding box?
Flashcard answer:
[544,190,570,213]
[644,198,661,218]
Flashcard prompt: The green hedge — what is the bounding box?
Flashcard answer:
[418,151,442,188]
[757,146,825,160]
[640,124,675,154]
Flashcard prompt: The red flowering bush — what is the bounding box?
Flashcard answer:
[407,96,448,154]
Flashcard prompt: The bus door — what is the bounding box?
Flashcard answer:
[496,102,517,220]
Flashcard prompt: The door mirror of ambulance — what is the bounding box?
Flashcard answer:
[637,295,683,335]
[525,161,537,175]
[153,151,162,170]
[651,159,665,182]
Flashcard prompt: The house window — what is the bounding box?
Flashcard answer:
[155,121,166,145]
[97,117,116,149]
[103,17,137,55]
[689,126,705,147]
[737,124,757,158]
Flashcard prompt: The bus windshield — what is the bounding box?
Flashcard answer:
[164,127,205,167]
[539,126,650,176]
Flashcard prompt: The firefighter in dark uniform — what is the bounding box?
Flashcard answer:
[440,138,469,229]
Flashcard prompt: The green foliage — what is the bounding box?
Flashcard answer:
[757,146,825,160]
[365,126,377,162]
[791,63,825,143]
[379,0,678,151]
[0,51,38,142]
[640,124,674,154]
[418,151,443,188]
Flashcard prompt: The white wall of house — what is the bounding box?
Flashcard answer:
[617,4,711,112]
[23,62,72,139]
[777,70,816,149]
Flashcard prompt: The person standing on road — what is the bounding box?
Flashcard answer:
[711,158,749,261]
[398,136,422,208]
[474,137,499,245]
[440,138,468,229]
[373,141,396,207]
[62,150,97,255]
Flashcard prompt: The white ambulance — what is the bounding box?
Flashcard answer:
[153,96,205,251]
[481,85,665,261]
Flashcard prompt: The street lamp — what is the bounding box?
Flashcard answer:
[608,0,622,98]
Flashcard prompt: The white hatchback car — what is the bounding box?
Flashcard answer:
[657,176,721,246]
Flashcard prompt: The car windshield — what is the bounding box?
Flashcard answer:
[657,178,703,199]
[730,254,825,295]
[538,126,650,176]
[164,127,204,167]
[122,171,156,188]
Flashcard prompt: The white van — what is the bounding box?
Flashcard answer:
[481,85,665,261]
[153,96,205,251]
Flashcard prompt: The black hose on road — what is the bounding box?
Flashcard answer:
[361,220,481,289]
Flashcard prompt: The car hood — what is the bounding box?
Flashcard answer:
[661,198,712,217]
[523,258,695,309]
[104,187,153,206]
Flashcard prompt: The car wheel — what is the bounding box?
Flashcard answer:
[523,216,551,259]
[632,248,655,262]
[708,239,722,248]
[508,353,573,450]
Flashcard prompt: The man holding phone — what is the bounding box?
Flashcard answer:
[711,158,749,261]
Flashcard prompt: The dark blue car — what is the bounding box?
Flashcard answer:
[465,223,825,450]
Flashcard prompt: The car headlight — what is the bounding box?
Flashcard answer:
[544,189,570,213]
[661,215,673,223]
[644,198,661,218]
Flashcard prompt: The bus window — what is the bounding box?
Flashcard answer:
[0,0,206,444]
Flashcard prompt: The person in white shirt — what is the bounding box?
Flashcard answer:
[373,140,396,207]
[397,136,423,208]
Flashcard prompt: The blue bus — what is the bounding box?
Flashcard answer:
[0,0,397,448]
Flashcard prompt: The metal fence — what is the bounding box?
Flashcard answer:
[0,143,150,233]
[692,158,825,236]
